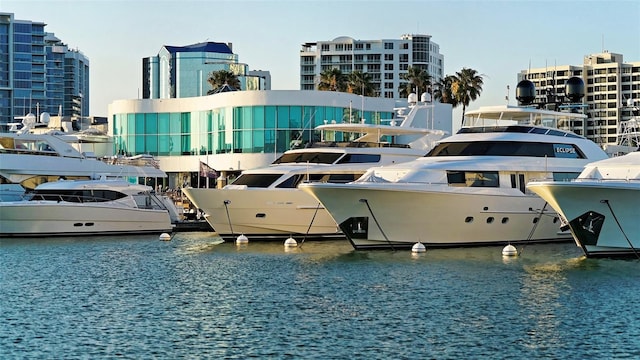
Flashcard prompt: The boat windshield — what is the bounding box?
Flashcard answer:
[230,174,282,188]
[272,152,343,164]
[426,141,586,159]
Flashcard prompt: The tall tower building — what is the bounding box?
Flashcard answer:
[518,51,640,148]
[0,12,89,129]
[142,42,271,99]
[300,34,444,99]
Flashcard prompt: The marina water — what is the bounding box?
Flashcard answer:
[2,233,639,358]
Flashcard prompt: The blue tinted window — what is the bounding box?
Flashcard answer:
[277,106,290,128]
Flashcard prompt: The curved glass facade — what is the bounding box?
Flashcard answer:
[112,105,392,157]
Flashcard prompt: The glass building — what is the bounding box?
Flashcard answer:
[142,42,270,99]
[109,90,400,189]
[0,12,89,129]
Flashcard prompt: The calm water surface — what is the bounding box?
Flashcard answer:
[1,233,640,359]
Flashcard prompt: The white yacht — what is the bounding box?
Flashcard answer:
[0,178,175,237]
[300,103,610,250]
[182,100,447,242]
[0,116,165,200]
[528,150,640,258]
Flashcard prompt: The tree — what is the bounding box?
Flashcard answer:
[207,70,241,95]
[433,75,459,107]
[399,66,431,98]
[451,68,484,126]
[317,68,347,92]
[346,70,375,96]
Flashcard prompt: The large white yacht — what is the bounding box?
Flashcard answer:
[182,100,447,242]
[0,115,165,200]
[299,82,610,250]
[0,178,176,237]
[528,150,640,258]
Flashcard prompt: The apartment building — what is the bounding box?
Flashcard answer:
[518,51,640,148]
[0,12,89,129]
[300,34,444,99]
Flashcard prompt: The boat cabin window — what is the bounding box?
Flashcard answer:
[336,154,381,164]
[427,141,586,159]
[0,138,57,155]
[31,189,127,203]
[230,174,282,188]
[447,171,499,187]
[272,152,343,164]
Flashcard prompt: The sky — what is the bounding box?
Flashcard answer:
[2,0,639,118]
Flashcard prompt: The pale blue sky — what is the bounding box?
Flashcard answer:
[2,0,639,117]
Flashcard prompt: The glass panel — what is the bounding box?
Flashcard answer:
[169,113,181,134]
[253,130,264,153]
[145,113,158,134]
[265,106,276,129]
[242,106,252,130]
[253,106,265,129]
[135,134,145,153]
[158,134,171,155]
[277,106,290,128]
[146,135,158,154]
[290,106,302,128]
[158,113,170,134]
[169,134,180,155]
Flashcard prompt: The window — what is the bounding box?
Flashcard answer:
[232,174,282,187]
[447,171,499,187]
[428,140,585,159]
[384,42,394,50]
[336,154,381,164]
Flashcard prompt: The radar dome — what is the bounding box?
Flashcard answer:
[408,93,418,104]
[421,92,432,103]
[565,77,585,103]
[22,113,37,125]
[516,80,536,105]
[40,112,50,124]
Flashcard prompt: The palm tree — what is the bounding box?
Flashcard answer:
[346,71,374,96]
[399,66,431,98]
[317,68,346,92]
[451,68,484,126]
[433,75,459,106]
[207,70,241,94]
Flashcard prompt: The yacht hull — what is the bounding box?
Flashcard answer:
[0,202,173,237]
[301,183,570,250]
[182,187,343,241]
[528,181,640,258]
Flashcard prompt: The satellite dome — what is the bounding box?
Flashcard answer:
[408,93,418,104]
[40,112,50,124]
[565,77,585,103]
[516,80,536,105]
[421,92,432,103]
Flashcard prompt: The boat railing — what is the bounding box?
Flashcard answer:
[305,141,410,149]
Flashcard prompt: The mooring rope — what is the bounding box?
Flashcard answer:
[300,202,322,247]
[601,199,639,259]
[223,200,234,236]
[359,198,395,251]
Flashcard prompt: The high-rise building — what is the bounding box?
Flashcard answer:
[0,12,89,129]
[142,42,271,99]
[300,34,444,99]
[518,51,640,148]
